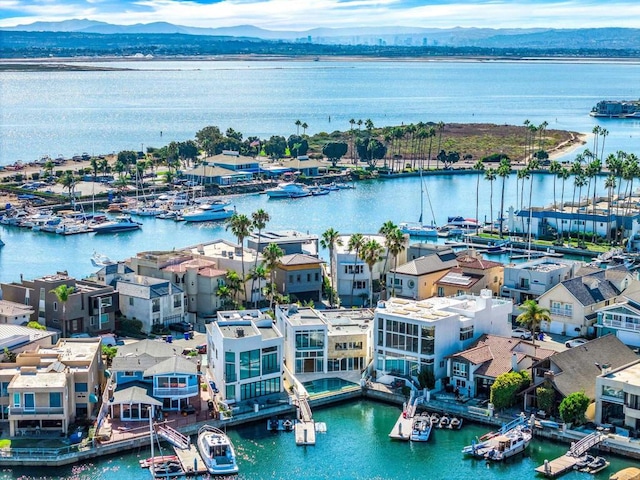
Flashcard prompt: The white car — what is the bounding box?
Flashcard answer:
[511,327,532,340]
[565,338,588,348]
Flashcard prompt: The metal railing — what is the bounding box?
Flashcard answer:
[9,406,64,415]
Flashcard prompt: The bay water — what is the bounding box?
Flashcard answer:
[3,400,637,480]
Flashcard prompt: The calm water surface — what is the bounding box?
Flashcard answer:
[3,400,638,480]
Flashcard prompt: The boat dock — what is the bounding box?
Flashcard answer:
[535,431,605,477]
[388,396,417,441]
[294,397,316,446]
[171,444,208,477]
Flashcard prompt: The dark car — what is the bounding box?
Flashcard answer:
[168,322,193,333]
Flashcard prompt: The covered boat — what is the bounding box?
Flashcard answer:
[197,425,238,475]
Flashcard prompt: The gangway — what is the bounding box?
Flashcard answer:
[157,424,191,450]
[567,431,604,457]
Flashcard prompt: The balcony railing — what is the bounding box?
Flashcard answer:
[154,385,199,398]
[602,318,640,332]
[550,308,572,317]
[9,406,65,415]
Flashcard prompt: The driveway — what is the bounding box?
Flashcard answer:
[532,332,571,352]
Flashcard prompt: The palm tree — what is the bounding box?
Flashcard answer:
[378,220,398,275]
[359,239,384,307]
[216,284,233,308]
[225,213,253,304]
[436,121,445,167]
[484,168,497,235]
[262,242,284,310]
[516,299,551,345]
[301,122,308,135]
[426,127,436,170]
[246,264,268,308]
[250,209,270,306]
[585,158,602,241]
[549,160,562,209]
[320,228,343,307]
[347,233,365,307]
[471,160,486,235]
[295,119,301,135]
[599,128,609,161]
[225,270,243,305]
[518,167,530,234]
[497,158,511,238]
[386,228,406,297]
[349,118,356,162]
[50,284,74,338]
[527,159,540,248]
[605,174,617,243]
[557,167,571,241]
[58,171,78,200]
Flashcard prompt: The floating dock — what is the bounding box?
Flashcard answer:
[172,444,208,477]
[535,431,605,478]
[294,396,316,445]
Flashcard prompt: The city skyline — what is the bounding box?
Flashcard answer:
[1,0,639,31]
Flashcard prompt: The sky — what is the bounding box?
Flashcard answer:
[0,0,639,30]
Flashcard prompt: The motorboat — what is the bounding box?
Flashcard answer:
[410,414,432,442]
[91,215,141,234]
[197,425,238,475]
[399,222,438,238]
[180,203,235,222]
[470,425,532,461]
[267,417,295,432]
[265,182,311,198]
[581,456,610,474]
[449,417,463,430]
[439,416,450,429]
[91,251,115,267]
[309,186,330,196]
[439,216,481,236]
[430,413,440,427]
[574,454,595,470]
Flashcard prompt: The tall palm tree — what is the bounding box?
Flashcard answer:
[585,158,602,241]
[295,119,301,135]
[215,284,233,309]
[50,284,74,338]
[599,128,609,161]
[301,122,308,135]
[249,209,270,306]
[426,127,436,170]
[517,168,530,234]
[558,167,571,241]
[386,228,406,297]
[349,118,356,162]
[347,233,365,307]
[484,168,497,235]
[225,213,253,304]
[527,159,540,248]
[497,158,511,238]
[549,160,562,209]
[378,220,398,275]
[225,270,243,305]
[436,122,445,169]
[359,239,384,307]
[473,160,485,235]
[516,299,551,345]
[573,174,588,244]
[320,228,343,307]
[605,174,617,243]
[246,265,268,308]
[262,242,284,310]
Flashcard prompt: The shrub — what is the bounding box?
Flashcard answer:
[536,386,555,413]
[490,371,530,410]
[559,391,590,426]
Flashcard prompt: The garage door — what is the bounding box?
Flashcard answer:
[549,321,565,335]
[617,330,640,348]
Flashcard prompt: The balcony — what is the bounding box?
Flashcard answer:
[550,308,572,317]
[9,406,65,416]
[624,404,640,420]
[602,318,640,332]
[154,385,199,398]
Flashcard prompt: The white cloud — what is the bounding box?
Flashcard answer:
[1,0,639,30]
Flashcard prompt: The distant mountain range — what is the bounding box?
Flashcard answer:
[3,19,640,50]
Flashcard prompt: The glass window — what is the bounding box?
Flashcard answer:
[50,392,62,408]
[262,351,279,375]
[240,349,261,380]
[75,383,88,393]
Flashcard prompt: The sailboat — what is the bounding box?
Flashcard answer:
[399,169,438,237]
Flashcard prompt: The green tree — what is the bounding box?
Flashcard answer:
[250,209,270,307]
[263,135,287,159]
[320,228,343,307]
[385,227,406,297]
[195,125,224,155]
[490,371,530,410]
[347,233,365,306]
[322,142,348,167]
[473,160,485,235]
[102,345,118,367]
[536,385,555,414]
[50,284,75,338]
[216,284,234,308]
[225,213,253,304]
[417,367,435,390]
[484,168,497,235]
[516,299,551,344]
[262,242,285,310]
[246,265,268,308]
[497,158,511,238]
[58,171,78,199]
[287,135,309,157]
[359,239,384,307]
[26,321,45,330]
[558,391,590,426]
[224,270,243,305]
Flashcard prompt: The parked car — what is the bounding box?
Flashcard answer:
[168,321,193,333]
[511,327,532,340]
[196,344,207,354]
[565,338,588,348]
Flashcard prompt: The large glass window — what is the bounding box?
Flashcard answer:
[75,382,88,393]
[262,347,279,375]
[421,326,435,355]
[240,349,261,380]
[295,330,325,349]
[240,378,281,400]
[459,325,474,341]
[50,392,62,408]
[452,361,467,378]
[225,351,236,383]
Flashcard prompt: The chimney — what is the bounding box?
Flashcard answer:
[511,353,519,372]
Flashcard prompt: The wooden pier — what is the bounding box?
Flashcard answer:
[294,397,316,446]
[388,414,413,441]
[535,455,580,478]
[172,444,208,477]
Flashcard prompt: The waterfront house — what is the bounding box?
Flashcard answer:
[115,275,185,335]
[386,248,458,300]
[523,334,637,416]
[109,339,200,419]
[594,280,640,347]
[406,243,455,261]
[595,358,640,433]
[275,305,374,376]
[446,334,554,398]
[206,310,283,405]
[501,257,583,304]
[276,156,325,178]
[1,337,102,436]
[273,253,324,303]
[337,233,408,307]
[125,250,228,318]
[0,324,57,357]
[246,230,319,256]
[536,266,632,337]
[0,273,118,337]
[184,151,258,185]
[435,251,503,298]
[373,291,512,390]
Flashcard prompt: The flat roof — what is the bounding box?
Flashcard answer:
[11,371,66,389]
[607,361,640,384]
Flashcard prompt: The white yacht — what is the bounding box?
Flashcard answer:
[410,414,432,442]
[91,215,142,234]
[265,182,311,198]
[462,424,532,461]
[197,425,238,475]
[180,200,234,222]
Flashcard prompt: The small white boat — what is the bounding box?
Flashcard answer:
[91,252,115,267]
[478,426,532,461]
[439,416,450,429]
[197,425,239,475]
[582,456,609,474]
[410,414,432,442]
[449,417,463,430]
[265,182,311,198]
[91,215,141,234]
[399,222,438,238]
[181,202,234,222]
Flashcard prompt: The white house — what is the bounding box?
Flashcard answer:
[115,275,185,334]
[206,310,283,404]
[373,290,512,388]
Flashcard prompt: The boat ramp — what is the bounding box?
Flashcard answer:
[535,430,606,477]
